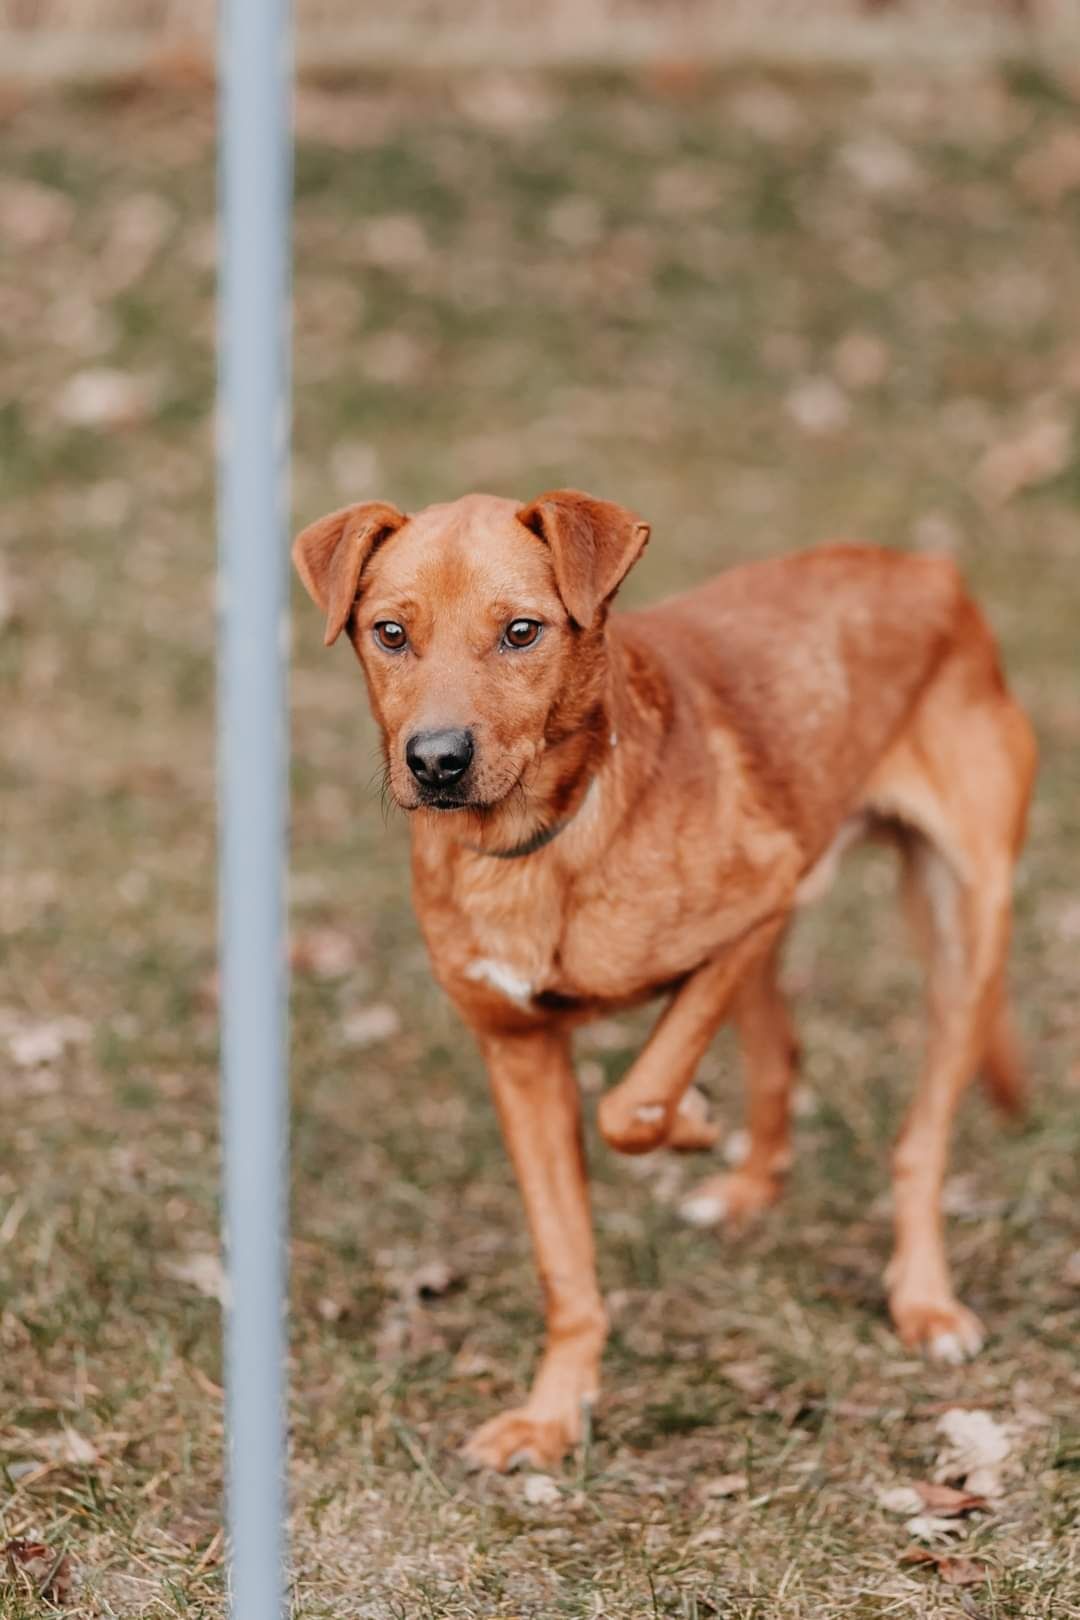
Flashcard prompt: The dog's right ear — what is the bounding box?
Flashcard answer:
[292,501,406,646]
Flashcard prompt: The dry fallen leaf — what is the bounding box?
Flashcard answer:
[973,416,1071,506]
[785,375,851,437]
[8,1015,90,1069]
[838,133,922,195]
[0,179,73,247]
[406,1260,463,1301]
[935,1408,1012,1499]
[938,1555,990,1587]
[55,368,158,430]
[451,1348,496,1378]
[901,1546,989,1587]
[701,1472,748,1499]
[940,1173,1005,1220]
[3,1539,75,1605]
[722,1359,772,1402]
[522,1472,561,1506]
[878,1484,924,1516]
[456,72,555,135]
[163,1252,230,1306]
[913,1480,989,1516]
[289,927,361,979]
[55,1426,96,1467]
[904,1513,967,1543]
[341,1003,400,1047]
[723,1127,751,1167]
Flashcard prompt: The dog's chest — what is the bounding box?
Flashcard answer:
[418,849,757,1015]
[432,860,569,1011]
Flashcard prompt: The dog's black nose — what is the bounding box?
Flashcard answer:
[405,728,474,788]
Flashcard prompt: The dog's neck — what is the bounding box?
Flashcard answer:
[466,777,602,860]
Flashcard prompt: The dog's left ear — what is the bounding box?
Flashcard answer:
[292,501,406,646]
[517,489,650,630]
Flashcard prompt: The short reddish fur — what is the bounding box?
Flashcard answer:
[294,489,1036,1471]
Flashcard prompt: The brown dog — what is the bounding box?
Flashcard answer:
[293,490,1036,1472]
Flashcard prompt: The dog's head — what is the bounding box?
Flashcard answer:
[292,490,649,819]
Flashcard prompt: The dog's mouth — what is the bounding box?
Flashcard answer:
[398,765,527,817]
[412,791,486,813]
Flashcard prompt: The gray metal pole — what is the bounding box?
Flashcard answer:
[217,2,292,1616]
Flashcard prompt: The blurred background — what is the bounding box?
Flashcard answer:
[1,5,1078,1617]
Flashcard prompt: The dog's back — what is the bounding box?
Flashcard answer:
[620,543,965,853]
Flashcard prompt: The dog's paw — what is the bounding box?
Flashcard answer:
[597,1090,671,1154]
[678,1169,781,1228]
[460,1408,575,1473]
[890,1297,985,1364]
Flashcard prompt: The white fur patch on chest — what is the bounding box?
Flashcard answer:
[465,957,535,1007]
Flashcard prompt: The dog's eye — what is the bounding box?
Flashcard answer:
[502,619,542,650]
[374,620,408,652]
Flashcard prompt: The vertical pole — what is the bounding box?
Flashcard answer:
[217,2,292,1617]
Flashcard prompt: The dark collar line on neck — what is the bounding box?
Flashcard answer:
[465,723,616,861]
[470,810,578,861]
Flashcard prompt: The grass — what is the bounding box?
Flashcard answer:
[2,61,1079,1618]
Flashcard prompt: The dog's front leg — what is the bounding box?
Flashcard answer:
[598,919,785,1154]
[462,1025,607,1473]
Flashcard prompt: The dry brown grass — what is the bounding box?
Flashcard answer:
[1,61,1079,1618]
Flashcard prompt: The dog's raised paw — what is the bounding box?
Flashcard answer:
[597,1091,671,1154]
[461,1408,573,1473]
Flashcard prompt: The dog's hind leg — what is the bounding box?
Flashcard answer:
[887,836,1012,1360]
[679,934,798,1226]
[877,629,1035,1362]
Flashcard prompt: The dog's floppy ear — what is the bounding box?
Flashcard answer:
[516,489,650,629]
[292,501,406,647]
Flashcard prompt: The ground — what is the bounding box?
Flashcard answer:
[1,61,1079,1620]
